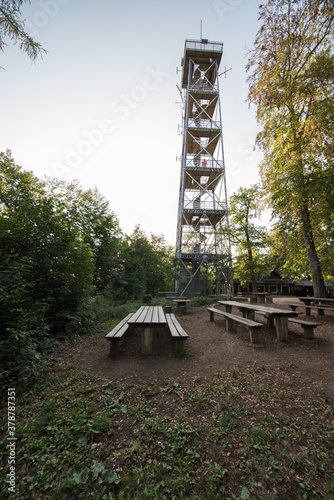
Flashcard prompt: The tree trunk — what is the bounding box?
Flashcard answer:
[300,204,327,297]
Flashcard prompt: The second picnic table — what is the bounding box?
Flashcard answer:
[218,300,299,341]
[127,305,166,355]
[297,297,334,316]
[172,299,191,314]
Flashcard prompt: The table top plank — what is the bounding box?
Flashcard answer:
[128,306,166,326]
[218,301,298,317]
[129,306,146,323]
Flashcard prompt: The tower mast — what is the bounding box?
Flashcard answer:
[175,39,232,297]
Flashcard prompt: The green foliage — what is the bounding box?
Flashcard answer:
[0,152,177,386]
[115,226,176,301]
[0,152,95,386]
[247,0,334,294]
[1,364,333,498]
[229,185,272,288]
[47,179,122,293]
[0,0,46,62]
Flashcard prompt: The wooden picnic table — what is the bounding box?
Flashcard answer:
[172,299,191,314]
[250,292,273,304]
[296,297,334,316]
[127,305,166,355]
[299,297,334,305]
[218,301,299,342]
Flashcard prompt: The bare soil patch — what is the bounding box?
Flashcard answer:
[63,298,334,402]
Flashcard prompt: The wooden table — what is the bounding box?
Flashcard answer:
[299,297,334,305]
[127,306,166,355]
[298,297,334,316]
[251,293,273,304]
[218,301,299,341]
[172,299,191,314]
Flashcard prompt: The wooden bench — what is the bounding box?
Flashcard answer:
[105,313,133,356]
[165,313,188,353]
[288,303,333,317]
[288,318,321,340]
[208,307,263,343]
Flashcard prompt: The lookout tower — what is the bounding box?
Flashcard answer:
[175,39,232,297]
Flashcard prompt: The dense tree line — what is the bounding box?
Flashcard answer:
[246,0,334,296]
[0,151,175,385]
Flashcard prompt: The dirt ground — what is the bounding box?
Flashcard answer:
[64,298,334,402]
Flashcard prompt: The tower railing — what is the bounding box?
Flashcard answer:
[185,40,223,53]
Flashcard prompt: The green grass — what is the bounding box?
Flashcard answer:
[1,359,333,499]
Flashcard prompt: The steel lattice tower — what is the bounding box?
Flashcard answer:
[175,39,232,297]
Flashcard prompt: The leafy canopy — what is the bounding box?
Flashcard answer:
[0,0,46,62]
[246,0,334,294]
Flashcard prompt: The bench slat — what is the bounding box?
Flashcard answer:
[165,313,189,338]
[165,313,188,353]
[208,307,263,343]
[288,317,321,340]
[207,308,263,328]
[289,303,332,310]
[105,313,133,339]
[288,318,321,327]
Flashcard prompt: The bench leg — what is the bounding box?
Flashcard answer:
[303,326,314,340]
[174,339,185,353]
[318,309,325,316]
[141,327,153,355]
[267,316,274,328]
[249,328,259,343]
[109,340,119,357]
[245,310,254,321]
[305,306,311,317]
[276,317,288,341]
[209,310,215,322]
[225,318,234,331]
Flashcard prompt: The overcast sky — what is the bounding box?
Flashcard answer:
[0,0,264,245]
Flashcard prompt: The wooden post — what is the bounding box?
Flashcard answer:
[209,310,215,322]
[249,328,259,343]
[225,317,233,331]
[305,306,311,317]
[303,326,314,340]
[174,339,184,353]
[141,327,153,355]
[267,316,274,328]
[276,317,288,341]
[109,340,119,357]
[245,310,254,321]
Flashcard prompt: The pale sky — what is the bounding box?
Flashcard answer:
[0,0,264,245]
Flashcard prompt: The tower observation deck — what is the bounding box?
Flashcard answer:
[175,39,232,297]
